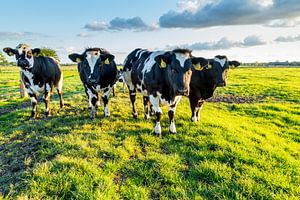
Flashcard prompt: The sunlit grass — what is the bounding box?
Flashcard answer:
[0,66,299,199]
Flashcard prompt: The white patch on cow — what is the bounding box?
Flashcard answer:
[86,87,97,106]
[45,83,51,92]
[137,84,148,96]
[135,49,146,59]
[149,95,162,113]
[86,50,100,75]
[169,121,176,133]
[191,115,198,122]
[214,57,227,68]
[30,96,37,104]
[123,69,135,91]
[154,122,162,135]
[175,53,189,67]
[21,69,44,95]
[142,51,164,74]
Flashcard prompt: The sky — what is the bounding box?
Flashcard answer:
[1,0,300,64]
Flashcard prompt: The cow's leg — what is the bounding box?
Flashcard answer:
[112,84,116,97]
[195,100,205,122]
[57,77,64,108]
[43,83,52,117]
[96,93,101,107]
[84,85,92,109]
[129,89,137,118]
[149,95,162,136]
[28,92,38,119]
[168,96,181,134]
[122,79,126,93]
[86,86,98,119]
[143,96,150,120]
[102,87,112,117]
[189,96,198,122]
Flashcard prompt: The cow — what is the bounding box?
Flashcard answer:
[68,48,118,119]
[123,48,208,136]
[189,55,240,122]
[3,44,64,119]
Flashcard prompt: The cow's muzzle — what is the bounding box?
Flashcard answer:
[88,79,97,85]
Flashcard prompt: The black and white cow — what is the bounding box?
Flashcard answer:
[3,44,64,119]
[123,48,208,136]
[68,48,118,119]
[189,55,240,122]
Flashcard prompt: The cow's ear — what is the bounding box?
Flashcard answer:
[100,54,115,65]
[155,54,171,69]
[69,53,83,63]
[3,47,17,56]
[229,60,240,68]
[191,57,209,71]
[32,48,41,56]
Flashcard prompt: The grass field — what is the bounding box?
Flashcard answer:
[0,66,299,199]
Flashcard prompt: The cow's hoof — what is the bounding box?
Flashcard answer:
[104,114,110,118]
[132,113,138,119]
[44,112,52,118]
[169,130,177,134]
[29,117,36,121]
[144,114,150,120]
[191,117,198,122]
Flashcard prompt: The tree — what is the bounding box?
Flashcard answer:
[0,51,8,65]
[40,47,60,62]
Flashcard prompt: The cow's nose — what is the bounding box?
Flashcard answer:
[176,89,188,96]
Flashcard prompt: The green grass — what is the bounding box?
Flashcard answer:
[0,66,299,199]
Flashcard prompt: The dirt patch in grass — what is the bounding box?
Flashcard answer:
[207,95,265,103]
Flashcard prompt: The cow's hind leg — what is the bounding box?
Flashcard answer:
[102,87,112,117]
[129,89,137,118]
[43,83,52,117]
[149,95,162,137]
[189,96,198,122]
[143,96,150,120]
[57,75,64,108]
[168,96,181,134]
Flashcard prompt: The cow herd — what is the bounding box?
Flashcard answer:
[3,44,240,136]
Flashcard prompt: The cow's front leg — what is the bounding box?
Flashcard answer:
[149,95,162,136]
[86,86,98,119]
[143,96,150,120]
[43,83,51,117]
[102,87,112,117]
[168,96,181,134]
[129,89,137,118]
[28,92,38,120]
[189,96,198,122]
[195,100,205,122]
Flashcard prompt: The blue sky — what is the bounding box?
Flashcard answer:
[1,0,300,63]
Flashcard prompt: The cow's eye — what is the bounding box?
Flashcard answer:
[172,69,177,73]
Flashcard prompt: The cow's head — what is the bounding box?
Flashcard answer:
[3,44,41,69]
[155,49,206,96]
[69,48,115,86]
[208,55,240,87]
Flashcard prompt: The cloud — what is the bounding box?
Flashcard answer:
[167,35,266,50]
[76,32,93,38]
[159,0,300,28]
[84,17,158,32]
[0,32,48,40]
[274,35,300,42]
[265,18,300,27]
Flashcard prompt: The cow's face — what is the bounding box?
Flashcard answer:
[210,56,240,87]
[155,50,199,96]
[69,48,115,86]
[3,44,40,69]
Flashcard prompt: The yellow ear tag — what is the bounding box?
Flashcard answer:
[8,52,14,56]
[76,58,81,63]
[104,58,110,65]
[207,64,212,69]
[193,63,203,71]
[160,59,167,68]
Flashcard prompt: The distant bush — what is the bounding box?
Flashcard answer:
[40,47,60,62]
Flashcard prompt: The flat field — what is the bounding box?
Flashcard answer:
[0,66,299,199]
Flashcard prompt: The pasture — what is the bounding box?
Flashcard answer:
[0,66,299,199]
